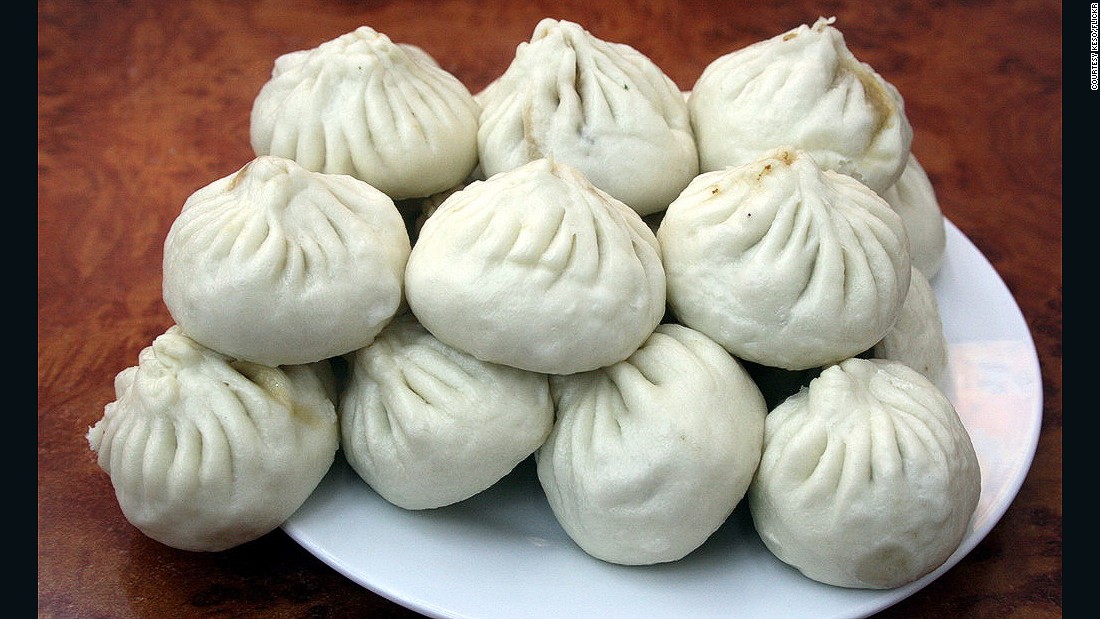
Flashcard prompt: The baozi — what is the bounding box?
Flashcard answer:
[478,18,698,216]
[86,326,340,552]
[656,147,911,370]
[882,154,948,278]
[339,313,553,510]
[872,266,949,383]
[404,158,666,375]
[690,17,913,194]
[749,358,981,589]
[250,26,480,200]
[536,324,767,565]
[162,155,411,366]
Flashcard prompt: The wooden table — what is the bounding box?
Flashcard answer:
[38,1,1062,617]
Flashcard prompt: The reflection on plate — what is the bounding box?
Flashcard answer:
[283,219,1042,619]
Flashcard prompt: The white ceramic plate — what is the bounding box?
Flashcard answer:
[283,219,1043,619]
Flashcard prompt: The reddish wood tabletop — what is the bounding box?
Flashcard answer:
[39,1,1061,617]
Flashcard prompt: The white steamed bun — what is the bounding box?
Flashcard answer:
[872,266,949,382]
[689,17,913,194]
[250,26,480,200]
[657,147,911,370]
[162,155,411,366]
[749,357,981,589]
[882,154,947,278]
[405,158,666,375]
[86,326,340,552]
[339,313,554,510]
[536,323,767,565]
[477,18,698,216]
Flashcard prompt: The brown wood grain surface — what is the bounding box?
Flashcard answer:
[38,1,1062,617]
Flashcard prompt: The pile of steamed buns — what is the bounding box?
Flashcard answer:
[87,16,981,590]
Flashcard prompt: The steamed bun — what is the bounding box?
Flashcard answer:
[657,147,911,370]
[162,156,411,366]
[536,324,767,565]
[689,17,912,194]
[872,266,949,382]
[405,158,666,375]
[478,18,698,216]
[882,154,947,278]
[749,358,981,589]
[86,326,340,552]
[250,26,480,200]
[339,313,554,510]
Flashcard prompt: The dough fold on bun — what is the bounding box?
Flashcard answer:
[86,326,339,552]
[478,18,697,216]
[339,313,554,510]
[657,148,910,370]
[690,17,912,194]
[405,158,666,375]
[162,156,410,366]
[872,266,949,382]
[537,324,767,565]
[749,358,981,589]
[882,154,947,278]
[250,26,480,200]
